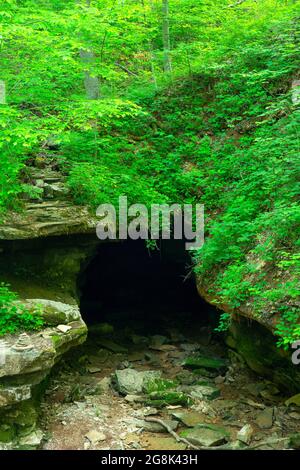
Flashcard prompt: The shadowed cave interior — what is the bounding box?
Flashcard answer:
[78,239,220,338]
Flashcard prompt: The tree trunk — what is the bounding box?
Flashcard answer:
[79,0,100,99]
[162,0,172,73]
[0,81,6,104]
[79,49,100,100]
[141,0,158,89]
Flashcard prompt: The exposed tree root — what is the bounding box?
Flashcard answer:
[144,417,200,450]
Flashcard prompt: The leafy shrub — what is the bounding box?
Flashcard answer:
[275,306,300,350]
[0,283,44,336]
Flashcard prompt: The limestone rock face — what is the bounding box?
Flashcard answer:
[0,201,97,240]
[197,280,300,393]
[0,299,87,448]
[0,385,31,407]
[0,166,98,240]
[22,299,82,326]
[0,236,99,300]
[226,317,300,393]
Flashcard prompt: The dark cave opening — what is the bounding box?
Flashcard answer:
[78,239,220,337]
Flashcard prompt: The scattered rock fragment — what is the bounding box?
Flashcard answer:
[56,325,72,333]
[97,338,128,354]
[289,412,300,420]
[255,408,274,429]
[181,423,230,447]
[149,335,168,349]
[187,384,220,401]
[180,343,200,353]
[243,399,265,410]
[237,424,254,445]
[214,376,225,385]
[19,430,44,449]
[285,393,300,407]
[85,430,106,445]
[128,351,145,362]
[150,344,177,352]
[124,394,144,403]
[87,366,102,374]
[97,377,111,393]
[171,411,203,427]
[177,371,197,385]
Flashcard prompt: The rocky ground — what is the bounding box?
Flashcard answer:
[38,315,300,451]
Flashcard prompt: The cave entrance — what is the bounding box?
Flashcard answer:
[78,239,219,339]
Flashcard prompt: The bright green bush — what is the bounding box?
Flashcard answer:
[0,283,44,336]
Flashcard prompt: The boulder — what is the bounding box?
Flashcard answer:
[114,369,161,395]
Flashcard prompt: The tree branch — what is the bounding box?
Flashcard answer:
[115,62,138,76]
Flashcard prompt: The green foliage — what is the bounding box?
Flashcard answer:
[0,107,43,212]
[0,283,44,336]
[215,313,231,333]
[0,0,299,346]
[68,161,167,208]
[144,378,178,395]
[275,306,300,350]
[183,355,226,370]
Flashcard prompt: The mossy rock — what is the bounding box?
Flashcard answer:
[144,378,178,395]
[0,424,15,443]
[285,393,300,407]
[196,380,212,386]
[288,433,300,449]
[192,368,218,378]
[180,423,230,447]
[183,356,226,370]
[24,299,82,326]
[145,390,192,408]
[1,400,37,429]
[51,322,87,354]
[0,399,37,443]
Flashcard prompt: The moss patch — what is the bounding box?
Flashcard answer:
[183,355,226,370]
